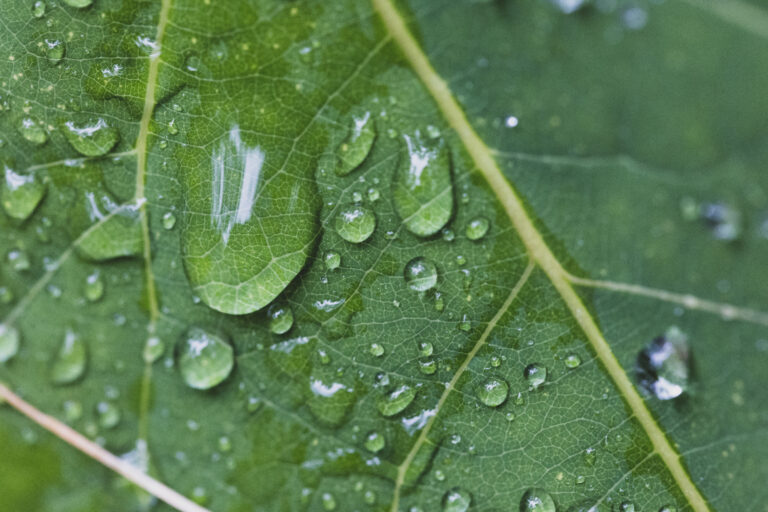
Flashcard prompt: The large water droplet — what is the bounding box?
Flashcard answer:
[18,117,47,145]
[404,257,438,292]
[44,39,64,64]
[520,488,556,512]
[524,363,547,389]
[393,132,453,237]
[466,217,490,241]
[336,112,375,176]
[178,327,234,390]
[335,204,376,243]
[32,1,46,17]
[364,430,385,453]
[307,375,356,426]
[377,384,416,417]
[51,329,87,385]
[62,118,119,156]
[0,324,20,363]
[76,192,143,261]
[2,166,46,220]
[476,378,509,407]
[636,326,690,400]
[442,487,472,512]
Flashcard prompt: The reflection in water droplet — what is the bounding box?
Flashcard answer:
[2,166,46,220]
[418,341,433,357]
[268,304,294,334]
[476,378,508,407]
[44,39,64,64]
[335,205,376,243]
[364,430,385,453]
[162,211,176,230]
[520,488,556,512]
[96,401,120,429]
[178,327,234,390]
[564,354,581,369]
[62,118,119,156]
[524,363,547,389]
[0,324,20,363]
[323,251,340,270]
[393,132,453,237]
[419,358,436,375]
[442,487,472,512]
[369,343,384,357]
[336,111,375,176]
[84,271,104,302]
[636,326,690,400]
[18,117,48,145]
[377,384,416,417]
[466,217,490,241]
[32,1,46,17]
[51,329,87,385]
[619,502,636,512]
[404,257,438,292]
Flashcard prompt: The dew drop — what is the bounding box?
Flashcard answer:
[246,395,262,413]
[476,378,509,407]
[18,117,48,145]
[369,343,384,357]
[0,287,13,304]
[307,375,356,426]
[84,271,104,302]
[323,251,340,270]
[162,211,176,230]
[2,166,46,221]
[524,363,547,389]
[377,384,416,417]
[659,506,677,512]
[635,326,690,400]
[505,116,519,128]
[335,205,376,243]
[0,324,20,363]
[419,358,436,375]
[520,488,556,512]
[62,400,82,422]
[268,304,294,335]
[404,257,438,292]
[465,217,490,241]
[336,112,375,176]
[143,336,165,364]
[44,39,64,64]
[442,487,472,512]
[442,228,455,242]
[321,492,337,511]
[700,202,742,241]
[51,329,87,385]
[63,0,93,7]
[364,430,385,453]
[619,503,635,512]
[564,354,581,369]
[367,187,380,202]
[393,132,453,237]
[583,447,596,466]
[178,327,234,390]
[96,401,121,429]
[418,341,433,357]
[167,120,179,135]
[62,118,119,156]
[550,0,587,14]
[32,1,46,17]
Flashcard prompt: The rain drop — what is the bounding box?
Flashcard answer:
[418,342,433,357]
[700,202,742,242]
[419,358,436,375]
[62,118,119,156]
[18,117,48,145]
[364,430,385,453]
[44,39,64,64]
[636,326,690,400]
[465,217,490,241]
[178,327,234,390]
[63,0,93,7]
[143,336,165,364]
[267,304,294,335]
[50,329,87,385]
[377,384,416,417]
[162,211,176,230]
[96,401,120,429]
[564,354,581,369]
[442,487,472,512]
[524,363,547,389]
[323,251,340,270]
[32,1,46,17]
[0,324,20,363]
[369,343,384,357]
[336,111,375,176]
[84,272,104,302]
[321,492,337,511]
[477,378,508,407]
[404,257,438,292]
[619,503,635,512]
[335,205,376,243]
[2,167,46,221]
[520,488,556,512]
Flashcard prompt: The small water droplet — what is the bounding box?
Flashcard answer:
[0,287,13,304]
[162,211,176,230]
[218,435,232,452]
[583,447,596,466]
[18,117,48,145]
[322,492,337,511]
[143,336,165,364]
[419,358,436,375]
[62,118,119,156]
[364,430,385,453]
[575,475,585,485]
[619,502,635,512]
[465,217,490,241]
[367,187,380,202]
[377,384,416,417]
[51,329,87,385]
[658,506,677,512]
[336,112,375,176]
[2,166,46,221]
[84,271,104,302]
[178,327,234,390]
[167,120,179,135]
[352,191,363,203]
[490,355,501,367]
[63,0,92,6]
[191,487,208,506]
[364,490,376,505]
[550,0,587,14]
[369,343,384,357]
[44,39,64,64]
[524,363,547,389]
[96,401,120,429]
[335,205,376,243]
[418,341,433,357]
[700,202,741,242]
[426,125,441,139]
[442,228,455,242]
[564,354,581,369]
[32,1,46,18]
[505,412,516,421]
[636,326,690,400]
[505,116,519,128]
[0,324,20,363]
[442,487,472,512]
[246,395,262,413]
[268,304,294,335]
[476,378,509,407]
[404,257,438,292]
[323,251,340,270]
[520,488,556,512]
[458,315,471,332]
[62,400,82,422]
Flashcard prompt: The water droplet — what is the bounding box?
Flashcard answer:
[458,315,471,332]
[364,490,376,505]
[307,375,356,426]
[575,475,585,484]
[268,304,294,335]
[564,354,581,369]
[367,187,380,202]
[465,217,490,241]
[18,117,48,145]
[377,384,416,417]
[336,112,375,176]
[62,400,82,422]
[191,487,208,506]
[393,132,453,237]
[520,488,556,512]
[62,118,119,156]
[659,506,677,512]
[442,487,472,512]
[505,116,519,128]
[0,324,20,363]
[505,412,516,421]
[550,0,587,14]
[321,492,337,511]
[369,343,384,357]
[619,503,635,512]
[323,251,340,270]
[490,355,501,367]
[63,0,92,7]
[404,257,438,292]
[442,228,455,242]
[96,401,120,429]
[524,363,547,389]
[419,358,436,375]
[426,125,441,139]
[0,287,13,304]
[84,271,104,302]
[364,430,385,453]
[167,120,179,135]
[335,205,376,243]
[352,191,363,203]
[701,202,742,241]
[162,211,176,230]
[143,336,165,364]
[51,329,87,385]
[178,327,234,390]
[476,378,509,407]
[2,167,46,220]
[44,39,64,64]
[76,193,142,261]
[636,326,690,400]
[32,1,46,17]
[583,447,596,466]
[246,395,262,413]
[418,342,433,357]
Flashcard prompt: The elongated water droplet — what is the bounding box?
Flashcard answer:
[477,378,508,407]
[51,329,87,385]
[96,401,120,429]
[2,167,46,220]
[393,132,453,237]
[0,324,20,363]
[336,112,375,176]
[335,204,376,243]
[524,363,547,389]
[466,217,490,241]
[33,1,46,17]
[268,304,293,334]
[178,327,234,390]
[44,39,64,64]
[520,488,556,512]
[63,0,93,7]
[19,117,47,145]
[377,384,416,417]
[162,211,176,230]
[84,271,104,302]
[442,488,472,512]
[364,430,385,453]
[143,336,165,364]
[404,257,438,292]
[636,326,690,400]
[62,118,119,156]
[323,251,340,270]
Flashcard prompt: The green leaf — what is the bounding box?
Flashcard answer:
[1,1,767,511]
